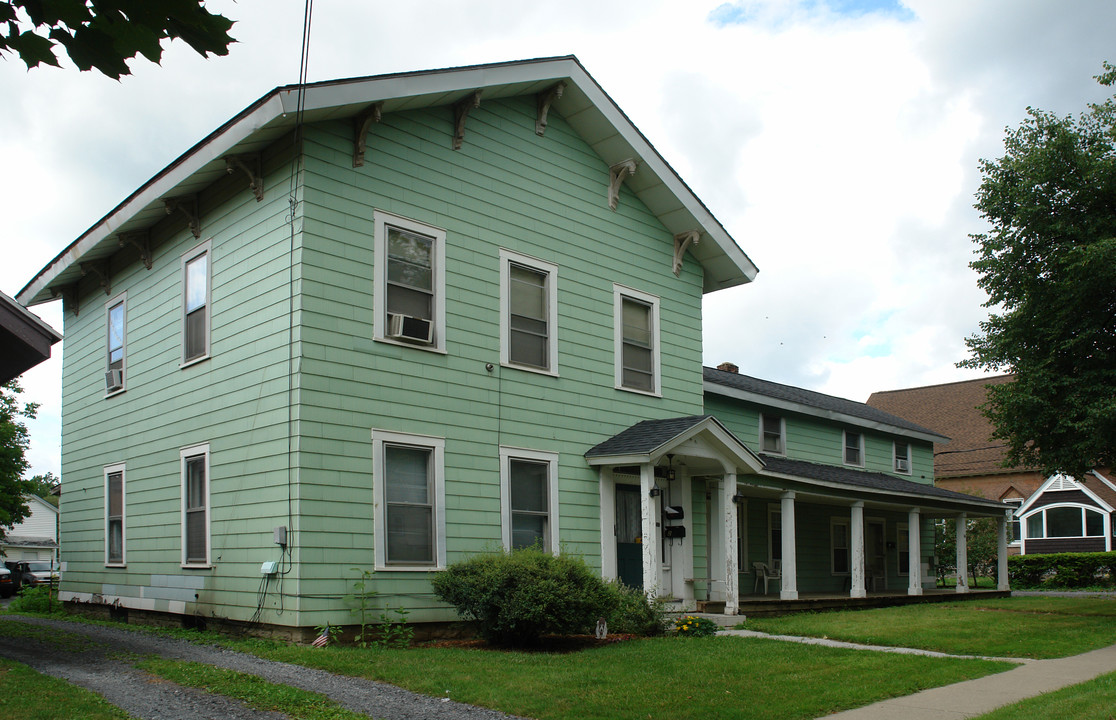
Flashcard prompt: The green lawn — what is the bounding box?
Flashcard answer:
[973,670,1116,720]
[0,657,132,720]
[742,596,1116,659]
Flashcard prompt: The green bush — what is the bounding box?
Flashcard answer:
[1008,551,1116,589]
[431,548,617,647]
[8,586,66,615]
[673,614,719,637]
[602,580,670,636]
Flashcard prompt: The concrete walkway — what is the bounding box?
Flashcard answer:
[719,628,1116,719]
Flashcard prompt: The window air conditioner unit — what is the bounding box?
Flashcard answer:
[105,369,124,392]
[387,313,433,344]
[896,458,910,472]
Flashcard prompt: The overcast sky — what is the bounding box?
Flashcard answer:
[3,0,1114,479]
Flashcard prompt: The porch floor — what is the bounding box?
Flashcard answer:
[684,587,1010,623]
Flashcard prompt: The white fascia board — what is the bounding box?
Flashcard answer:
[586,453,651,467]
[755,469,1007,516]
[1013,473,1114,515]
[704,381,948,444]
[18,94,288,306]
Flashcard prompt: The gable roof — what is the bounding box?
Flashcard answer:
[703,366,947,443]
[585,415,764,473]
[1017,472,1116,516]
[19,56,758,307]
[0,290,62,384]
[866,375,1026,478]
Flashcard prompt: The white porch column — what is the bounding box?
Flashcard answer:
[907,508,923,596]
[780,491,798,600]
[723,472,739,615]
[997,510,1010,591]
[955,513,969,594]
[850,502,866,598]
[639,463,660,595]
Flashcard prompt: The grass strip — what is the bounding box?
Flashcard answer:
[0,657,133,720]
[743,596,1116,659]
[137,658,375,720]
[235,635,1012,720]
[973,669,1116,719]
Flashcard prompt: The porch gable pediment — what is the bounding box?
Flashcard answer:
[585,415,763,474]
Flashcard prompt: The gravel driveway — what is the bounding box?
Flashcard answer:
[0,615,528,720]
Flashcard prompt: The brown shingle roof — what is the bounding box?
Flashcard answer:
[865,375,1031,478]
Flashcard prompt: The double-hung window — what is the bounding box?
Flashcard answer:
[374,211,446,352]
[761,414,785,454]
[105,293,126,394]
[182,241,211,365]
[500,249,558,373]
[614,285,660,395]
[500,447,559,552]
[372,430,446,570]
[831,519,849,575]
[843,430,864,466]
[893,442,911,474]
[181,444,210,567]
[105,464,125,566]
[897,523,910,576]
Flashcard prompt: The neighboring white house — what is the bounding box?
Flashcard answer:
[1,495,59,562]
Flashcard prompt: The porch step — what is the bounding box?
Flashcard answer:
[696,600,726,614]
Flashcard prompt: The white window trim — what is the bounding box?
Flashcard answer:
[499,446,560,554]
[104,463,126,567]
[499,248,559,375]
[843,430,864,467]
[373,210,447,354]
[180,443,211,568]
[180,239,212,368]
[1021,504,1108,540]
[896,522,910,577]
[830,518,850,576]
[371,429,447,571]
[105,292,127,397]
[1004,498,1023,546]
[759,414,786,455]
[892,441,911,475]
[613,284,661,396]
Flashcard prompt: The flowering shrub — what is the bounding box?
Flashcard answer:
[673,615,719,637]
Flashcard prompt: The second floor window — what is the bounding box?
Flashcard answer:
[761,414,784,454]
[106,295,125,393]
[501,250,559,373]
[844,430,863,466]
[182,242,211,364]
[894,442,911,473]
[374,211,446,352]
[614,285,660,395]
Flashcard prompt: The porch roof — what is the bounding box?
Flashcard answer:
[757,454,1009,515]
[584,415,764,473]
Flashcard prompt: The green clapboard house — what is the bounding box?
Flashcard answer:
[18,57,1009,635]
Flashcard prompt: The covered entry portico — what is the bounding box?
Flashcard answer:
[587,416,1013,615]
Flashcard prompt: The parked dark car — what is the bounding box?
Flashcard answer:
[0,566,14,598]
[13,561,59,588]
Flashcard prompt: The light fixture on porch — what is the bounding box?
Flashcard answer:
[732,492,746,504]
[649,487,662,498]
[666,453,676,481]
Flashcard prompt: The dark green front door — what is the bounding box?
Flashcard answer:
[616,484,642,589]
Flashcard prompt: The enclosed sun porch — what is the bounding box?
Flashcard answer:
[586,416,1013,615]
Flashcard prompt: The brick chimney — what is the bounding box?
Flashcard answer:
[717,362,739,374]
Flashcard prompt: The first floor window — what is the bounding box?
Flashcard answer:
[105,464,125,565]
[1004,499,1023,544]
[373,430,446,570]
[831,519,849,574]
[501,448,559,552]
[614,285,660,395]
[768,507,782,565]
[181,444,210,566]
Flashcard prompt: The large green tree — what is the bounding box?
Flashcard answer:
[0,381,37,543]
[0,0,234,79]
[962,63,1116,479]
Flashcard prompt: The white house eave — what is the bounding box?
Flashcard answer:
[704,381,949,444]
[20,56,756,306]
[1017,473,1115,516]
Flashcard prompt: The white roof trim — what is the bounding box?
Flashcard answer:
[1017,473,1115,516]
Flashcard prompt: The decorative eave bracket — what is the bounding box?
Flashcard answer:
[535,82,566,136]
[352,102,384,168]
[52,285,80,316]
[118,230,153,270]
[673,230,701,277]
[164,195,201,239]
[225,154,264,202]
[452,90,482,150]
[81,261,111,296]
[608,159,638,211]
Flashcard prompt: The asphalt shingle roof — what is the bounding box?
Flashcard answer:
[704,367,945,439]
[759,454,1004,506]
[585,415,713,458]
